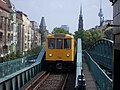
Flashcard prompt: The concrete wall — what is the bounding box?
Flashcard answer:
[113,0,120,34]
[113,0,120,89]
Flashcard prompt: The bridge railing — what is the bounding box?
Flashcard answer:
[75,39,86,89]
[88,39,113,70]
[84,51,113,90]
[0,45,46,90]
[0,56,32,78]
[88,51,112,70]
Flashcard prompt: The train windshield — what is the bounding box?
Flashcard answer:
[64,39,71,49]
[57,39,63,49]
[48,38,55,49]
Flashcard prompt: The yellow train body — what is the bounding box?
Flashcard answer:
[46,34,75,62]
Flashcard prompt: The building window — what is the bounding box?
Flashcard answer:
[0,16,3,29]
[8,19,11,31]
[0,32,3,41]
[0,17,2,29]
[25,43,27,49]
[11,34,13,41]
[11,23,14,31]
[8,33,10,41]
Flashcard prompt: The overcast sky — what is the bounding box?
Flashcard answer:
[10,0,113,34]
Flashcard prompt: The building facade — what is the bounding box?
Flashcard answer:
[10,3,17,53]
[22,12,31,51]
[16,11,32,52]
[61,25,69,32]
[30,21,41,48]
[16,11,24,52]
[109,0,120,89]
[0,0,42,61]
[0,0,13,57]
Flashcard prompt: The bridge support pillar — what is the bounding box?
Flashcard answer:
[2,82,6,90]
[28,70,30,81]
[14,76,18,90]
[20,73,23,88]
[9,79,13,90]
[24,71,27,84]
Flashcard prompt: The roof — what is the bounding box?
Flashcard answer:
[47,34,74,38]
[16,11,28,21]
[40,17,46,27]
[0,0,11,12]
[16,11,23,20]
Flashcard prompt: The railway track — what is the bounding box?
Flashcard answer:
[24,71,50,90]
[38,73,69,90]
[24,71,70,90]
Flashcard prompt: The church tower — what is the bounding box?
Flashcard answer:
[39,17,46,31]
[78,5,83,31]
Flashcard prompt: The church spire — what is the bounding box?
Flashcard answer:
[39,17,46,31]
[80,4,82,17]
[78,4,83,31]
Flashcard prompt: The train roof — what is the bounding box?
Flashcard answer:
[47,34,74,38]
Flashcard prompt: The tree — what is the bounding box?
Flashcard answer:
[52,27,69,34]
[74,29,104,49]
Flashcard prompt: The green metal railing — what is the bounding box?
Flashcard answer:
[75,39,86,89]
[0,46,46,90]
[84,51,113,90]
[88,39,113,70]
[0,55,35,78]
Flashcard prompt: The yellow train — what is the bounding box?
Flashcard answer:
[45,33,76,71]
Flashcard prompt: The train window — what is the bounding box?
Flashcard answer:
[64,39,71,49]
[48,39,55,49]
[57,39,63,49]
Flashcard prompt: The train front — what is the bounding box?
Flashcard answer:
[46,34,75,71]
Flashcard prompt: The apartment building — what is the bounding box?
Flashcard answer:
[16,11,32,52]
[30,21,41,48]
[0,0,13,57]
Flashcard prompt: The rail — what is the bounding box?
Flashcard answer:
[75,39,86,89]
[88,39,113,70]
[24,72,69,90]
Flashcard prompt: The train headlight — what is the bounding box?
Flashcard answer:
[49,53,52,57]
[66,53,70,57]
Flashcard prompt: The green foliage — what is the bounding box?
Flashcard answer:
[52,27,69,34]
[90,29,104,43]
[16,50,23,58]
[4,51,22,61]
[74,29,104,49]
[4,52,16,61]
[4,46,42,61]
[27,46,41,55]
